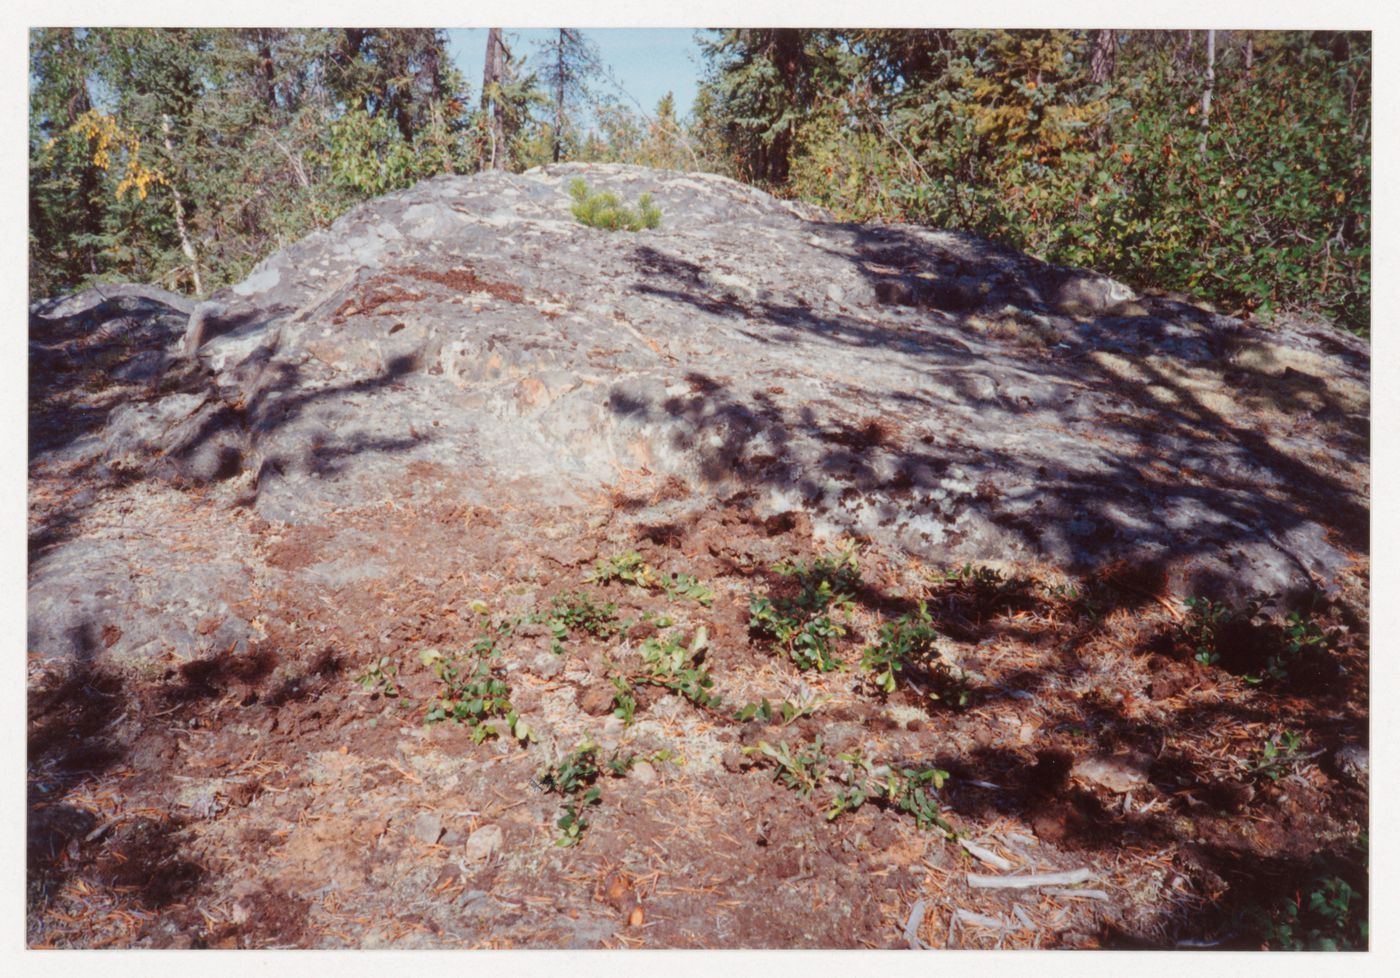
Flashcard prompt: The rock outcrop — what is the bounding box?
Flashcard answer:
[28,163,1369,663]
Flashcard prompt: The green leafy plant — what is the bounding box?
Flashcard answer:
[827,751,954,834]
[537,590,620,653]
[568,178,662,231]
[539,740,603,847]
[420,644,532,745]
[356,655,400,698]
[940,563,1007,588]
[860,602,943,695]
[748,550,861,671]
[635,626,723,710]
[1183,595,1239,666]
[1251,730,1307,783]
[733,692,828,725]
[746,738,956,835]
[745,737,831,798]
[585,552,714,606]
[1248,609,1338,684]
[1251,873,1368,951]
[610,674,638,724]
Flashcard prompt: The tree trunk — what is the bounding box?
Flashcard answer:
[553,30,566,163]
[482,28,510,169]
[1199,29,1215,155]
[764,29,805,186]
[1090,30,1118,85]
[160,114,202,296]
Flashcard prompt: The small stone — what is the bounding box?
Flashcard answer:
[440,829,467,847]
[825,283,845,304]
[412,811,444,845]
[1331,744,1369,788]
[630,760,657,784]
[1071,754,1149,794]
[532,653,564,679]
[464,823,504,863]
[721,748,746,773]
[578,685,615,717]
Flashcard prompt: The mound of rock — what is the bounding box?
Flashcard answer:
[29,163,1369,661]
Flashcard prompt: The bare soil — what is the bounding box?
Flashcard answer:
[27,449,1369,949]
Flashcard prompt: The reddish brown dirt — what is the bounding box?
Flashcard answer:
[26,457,1369,949]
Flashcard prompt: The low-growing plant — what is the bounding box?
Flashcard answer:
[1249,872,1368,951]
[749,550,861,671]
[539,739,603,847]
[586,550,654,587]
[1247,609,1339,685]
[356,655,400,698]
[635,626,723,710]
[585,551,714,606]
[940,563,1007,588]
[568,178,662,231]
[746,738,956,834]
[535,590,620,653]
[745,737,831,798]
[860,602,942,695]
[420,645,532,744]
[733,692,828,725]
[1251,730,1307,783]
[610,674,638,724]
[1183,595,1241,666]
[827,750,954,834]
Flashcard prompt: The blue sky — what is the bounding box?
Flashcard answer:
[445,28,707,122]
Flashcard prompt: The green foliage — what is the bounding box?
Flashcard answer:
[585,551,713,605]
[1183,595,1243,666]
[27,27,532,302]
[635,626,723,710]
[1249,871,1368,950]
[355,655,399,697]
[827,750,954,834]
[1255,609,1339,684]
[732,693,827,725]
[1184,593,1339,683]
[859,602,941,695]
[1250,730,1306,783]
[567,178,662,231]
[542,590,620,644]
[748,550,860,671]
[539,739,603,847]
[700,29,1371,332]
[745,738,830,798]
[610,674,637,724]
[420,644,532,744]
[746,738,955,834]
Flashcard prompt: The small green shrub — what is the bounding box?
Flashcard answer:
[356,655,400,698]
[745,738,831,798]
[635,626,723,710]
[420,643,532,744]
[1183,595,1243,666]
[748,550,861,671]
[568,178,662,231]
[585,551,714,606]
[539,740,603,847]
[1250,730,1307,783]
[732,693,827,725]
[827,750,954,834]
[1250,872,1368,951]
[860,602,942,695]
[745,738,955,834]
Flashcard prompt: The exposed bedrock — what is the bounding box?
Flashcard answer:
[29,163,1370,661]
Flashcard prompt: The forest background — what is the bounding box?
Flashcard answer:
[27,21,1372,334]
